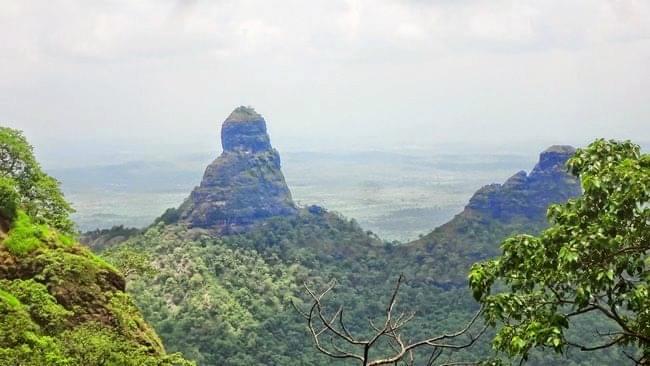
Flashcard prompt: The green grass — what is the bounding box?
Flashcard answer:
[3,211,50,256]
[2,211,76,256]
[57,232,75,247]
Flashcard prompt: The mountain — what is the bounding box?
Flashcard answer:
[80,225,142,251]
[176,106,297,234]
[461,145,580,221]
[402,145,581,286]
[102,113,624,365]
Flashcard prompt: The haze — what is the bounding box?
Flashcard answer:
[1,0,649,168]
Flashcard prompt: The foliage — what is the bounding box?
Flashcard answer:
[108,247,155,280]
[0,290,70,366]
[154,207,182,226]
[106,224,304,365]
[0,127,75,234]
[469,139,649,362]
[0,223,194,365]
[4,210,55,255]
[108,203,627,365]
[0,176,18,221]
[0,279,72,332]
[0,128,193,365]
[60,322,194,366]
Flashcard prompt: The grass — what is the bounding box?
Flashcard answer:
[2,211,77,256]
[3,211,50,256]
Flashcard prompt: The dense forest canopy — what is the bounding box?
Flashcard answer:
[103,132,644,365]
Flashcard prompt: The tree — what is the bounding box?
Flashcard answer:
[108,247,156,281]
[0,127,74,234]
[0,177,19,222]
[294,275,487,365]
[60,322,195,366]
[469,139,649,363]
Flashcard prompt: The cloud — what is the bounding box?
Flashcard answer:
[0,0,648,165]
[4,0,649,63]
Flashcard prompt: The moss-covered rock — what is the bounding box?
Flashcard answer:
[0,212,193,365]
[0,126,193,365]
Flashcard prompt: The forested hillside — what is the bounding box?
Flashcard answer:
[102,109,631,365]
[400,145,582,286]
[3,1,648,364]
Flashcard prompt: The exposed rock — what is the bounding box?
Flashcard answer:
[179,106,297,233]
[221,107,272,153]
[404,145,582,286]
[466,145,580,220]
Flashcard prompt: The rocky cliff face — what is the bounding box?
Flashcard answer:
[404,145,582,286]
[179,106,297,233]
[466,145,581,220]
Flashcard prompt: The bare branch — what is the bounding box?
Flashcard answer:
[294,275,486,366]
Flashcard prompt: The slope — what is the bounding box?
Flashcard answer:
[0,126,192,366]
[102,110,623,365]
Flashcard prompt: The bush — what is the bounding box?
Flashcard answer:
[3,211,50,256]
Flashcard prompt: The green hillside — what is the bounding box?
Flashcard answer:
[100,113,630,365]
[0,127,192,366]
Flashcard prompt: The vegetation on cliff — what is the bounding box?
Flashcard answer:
[0,127,193,366]
[0,127,75,235]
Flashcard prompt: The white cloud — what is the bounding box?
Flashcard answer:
[0,0,648,165]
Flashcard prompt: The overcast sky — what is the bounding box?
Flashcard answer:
[1,0,649,167]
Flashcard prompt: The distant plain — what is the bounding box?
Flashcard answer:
[51,150,536,242]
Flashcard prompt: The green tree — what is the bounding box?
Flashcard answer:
[107,247,156,281]
[0,176,19,221]
[469,139,649,363]
[60,322,194,366]
[0,127,74,234]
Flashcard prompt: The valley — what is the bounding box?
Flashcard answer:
[2,3,648,364]
[53,151,533,241]
[2,107,646,365]
[87,107,631,365]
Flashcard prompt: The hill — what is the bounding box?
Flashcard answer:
[103,109,624,365]
[400,145,582,286]
[0,127,192,365]
[177,106,297,234]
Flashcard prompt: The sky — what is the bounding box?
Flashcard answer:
[1,0,649,167]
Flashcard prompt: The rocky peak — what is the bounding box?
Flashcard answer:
[466,145,581,220]
[531,145,576,175]
[178,106,297,234]
[221,106,272,153]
